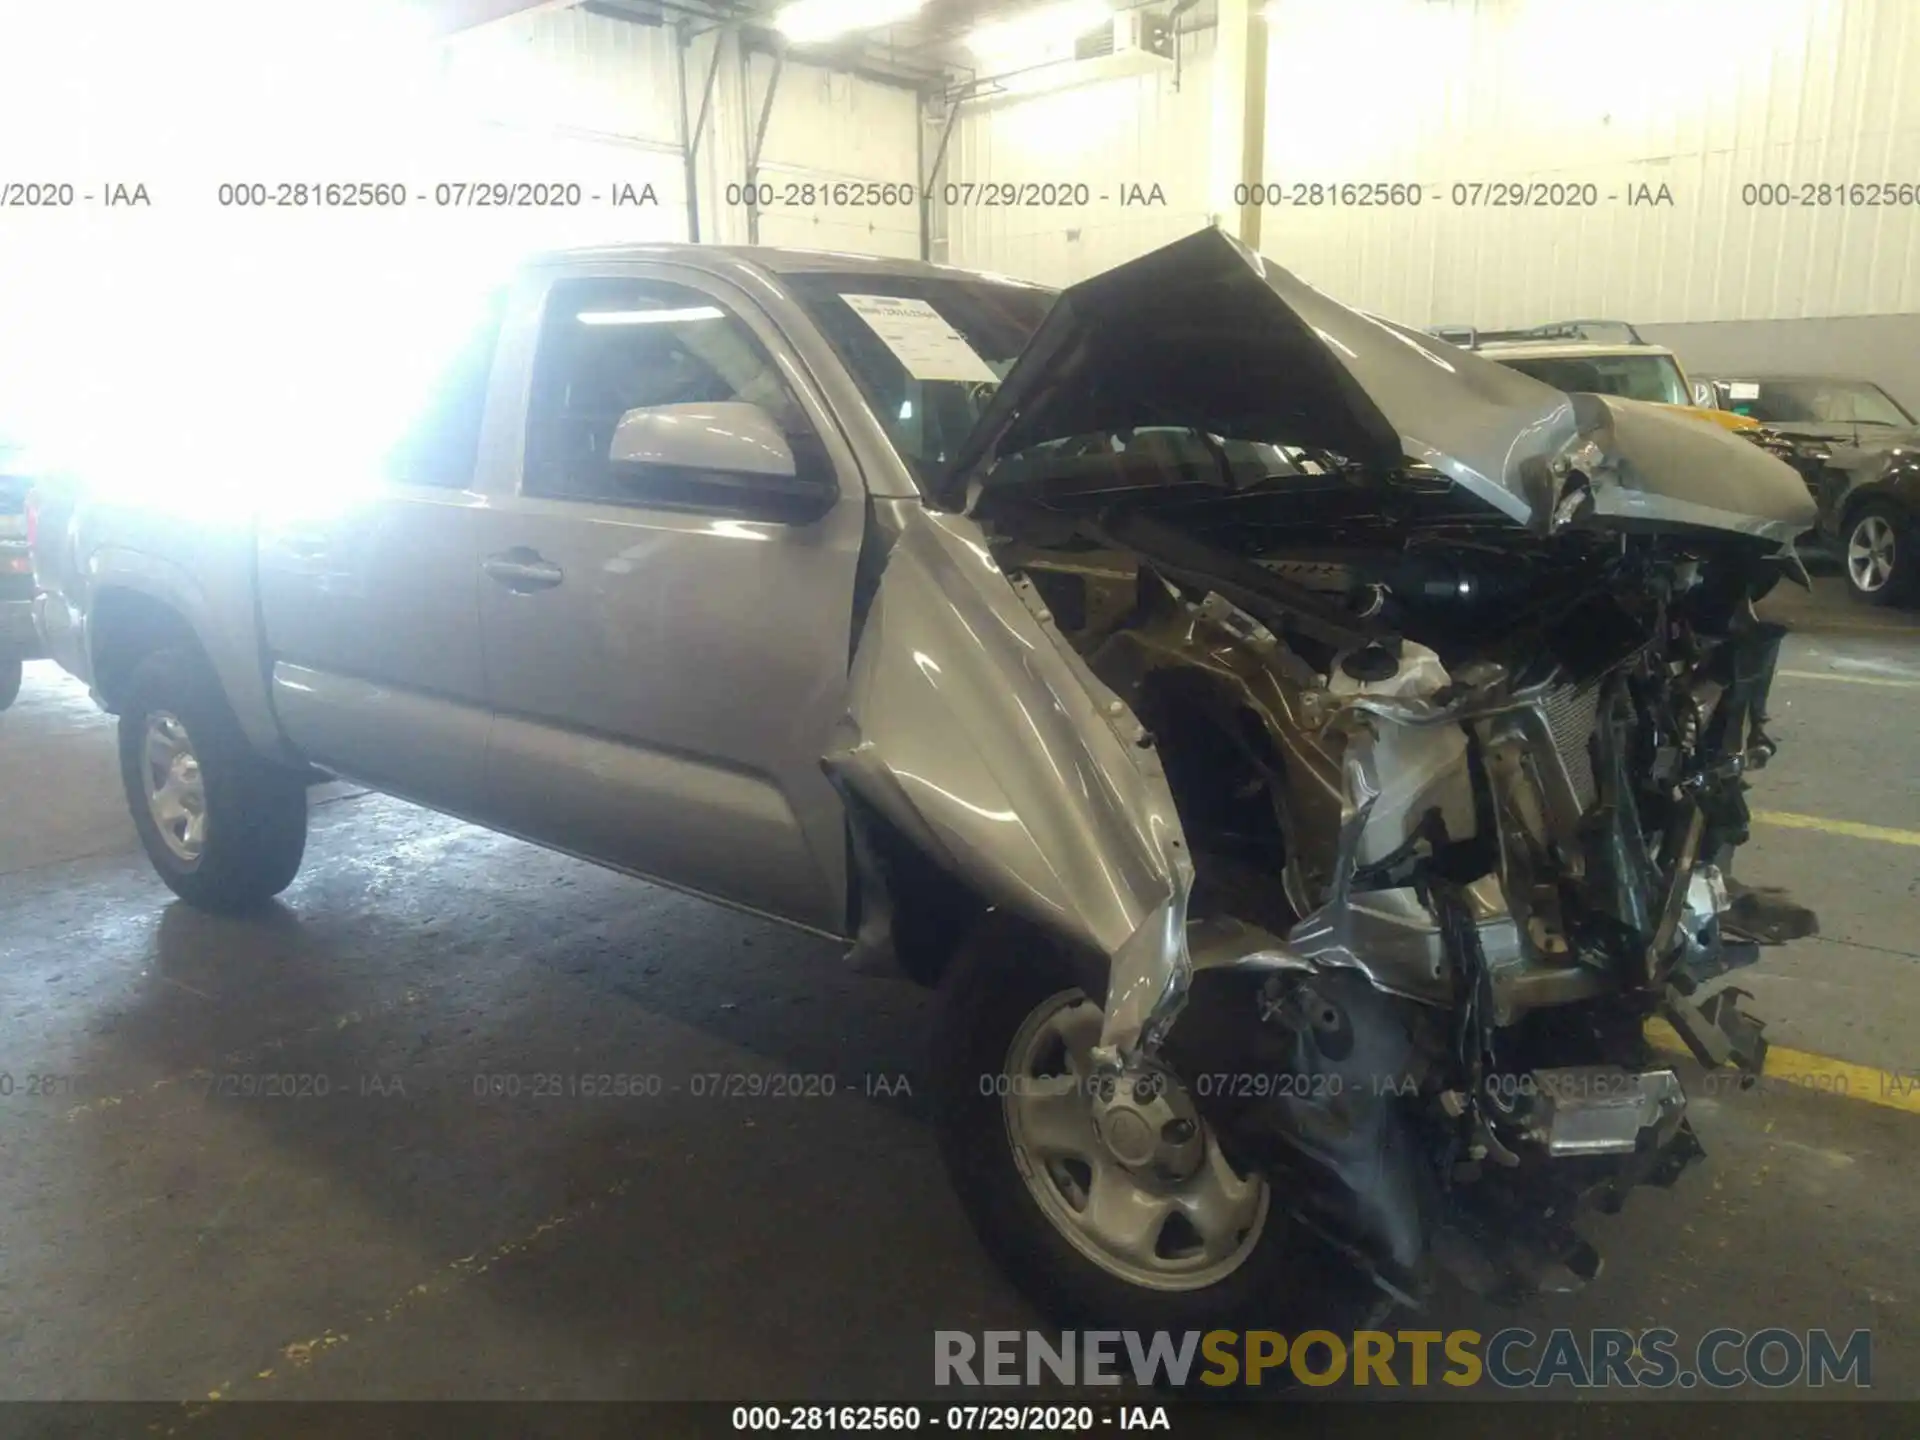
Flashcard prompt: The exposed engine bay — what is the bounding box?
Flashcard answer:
[824,227,1827,1313]
[974,461,1813,1302]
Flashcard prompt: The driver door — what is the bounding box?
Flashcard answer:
[471,264,867,935]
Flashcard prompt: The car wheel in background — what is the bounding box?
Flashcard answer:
[117,647,308,913]
[1843,500,1915,606]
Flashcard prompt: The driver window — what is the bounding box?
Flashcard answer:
[524,277,826,509]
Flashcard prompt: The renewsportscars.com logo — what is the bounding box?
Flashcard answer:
[934,1327,1873,1390]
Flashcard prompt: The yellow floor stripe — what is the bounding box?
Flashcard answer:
[1647,1018,1920,1116]
[1777,668,1920,689]
[1752,810,1920,848]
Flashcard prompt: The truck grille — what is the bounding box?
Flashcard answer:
[1540,683,1603,813]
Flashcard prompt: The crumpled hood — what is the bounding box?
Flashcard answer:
[942,227,1815,544]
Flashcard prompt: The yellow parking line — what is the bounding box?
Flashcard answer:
[1647,1018,1920,1116]
[165,1178,633,1429]
[1776,669,1920,689]
[1752,810,1920,848]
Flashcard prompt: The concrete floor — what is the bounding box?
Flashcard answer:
[0,574,1916,1408]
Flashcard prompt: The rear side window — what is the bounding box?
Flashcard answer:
[386,288,508,488]
[523,277,829,510]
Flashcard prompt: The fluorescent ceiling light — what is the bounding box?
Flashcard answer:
[775,0,924,44]
[967,0,1111,58]
[577,307,724,326]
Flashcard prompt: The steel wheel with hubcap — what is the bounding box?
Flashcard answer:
[932,914,1338,1335]
[1003,989,1269,1291]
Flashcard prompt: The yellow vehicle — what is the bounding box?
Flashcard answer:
[1432,320,1764,435]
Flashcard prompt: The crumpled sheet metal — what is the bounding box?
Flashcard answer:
[825,505,1194,1061]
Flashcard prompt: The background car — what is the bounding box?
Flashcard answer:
[1430,320,1774,438]
[1697,373,1920,605]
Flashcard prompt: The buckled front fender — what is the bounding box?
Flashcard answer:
[824,504,1194,1065]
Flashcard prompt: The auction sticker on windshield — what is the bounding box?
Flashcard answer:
[842,294,999,383]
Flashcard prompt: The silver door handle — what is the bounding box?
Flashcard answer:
[483,551,564,592]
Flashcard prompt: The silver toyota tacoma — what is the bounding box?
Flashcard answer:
[32,228,1820,1329]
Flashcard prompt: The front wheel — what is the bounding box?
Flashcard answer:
[931,915,1317,1334]
[0,653,20,711]
[118,647,308,913]
[1843,500,1915,605]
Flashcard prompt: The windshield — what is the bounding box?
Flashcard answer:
[783,272,1055,481]
[1717,379,1915,428]
[1495,352,1690,407]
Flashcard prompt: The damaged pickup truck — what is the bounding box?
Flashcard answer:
[32,227,1818,1330]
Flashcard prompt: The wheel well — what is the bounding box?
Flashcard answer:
[1842,485,1910,530]
[89,589,201,713]
[851,801,991,988]
[851,672,1293,987]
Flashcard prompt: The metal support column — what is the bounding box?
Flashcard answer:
[744,48,786,246]
[679,22,727,243]
[919,98,963,263]
[1208,0,1268,250]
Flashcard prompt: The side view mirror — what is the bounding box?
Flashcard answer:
[608,401,797,481]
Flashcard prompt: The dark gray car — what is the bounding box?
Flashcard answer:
[1699,373,1920,604]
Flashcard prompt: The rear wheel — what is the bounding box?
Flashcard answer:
[0,654,20,711]
[1843,500,1915,605]
[118,648,308,912]
[931,915,1319,1334]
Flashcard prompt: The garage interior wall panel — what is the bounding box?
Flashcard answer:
[1258,0,1920,327]
[944,0,1920,331]
[433,6,690,247]
[747,57,924,258]
[942,34,1218,286]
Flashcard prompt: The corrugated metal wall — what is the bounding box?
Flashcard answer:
[1262,0,1920,326]
[441,7,685,143]
[751,56,924,257]
[432,7,690,248]
[946,0,1920,325]
[943,33,1218,284]
[435,8,923,257]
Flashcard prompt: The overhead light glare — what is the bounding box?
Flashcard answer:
[774,0,925,45]
[577,306,724,326]
[966,0,1112,58]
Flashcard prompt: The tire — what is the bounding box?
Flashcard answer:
[1842,499,1916,606]
[931,913,1337,1337]
[118,647,307,913]
[0,654,20,711]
